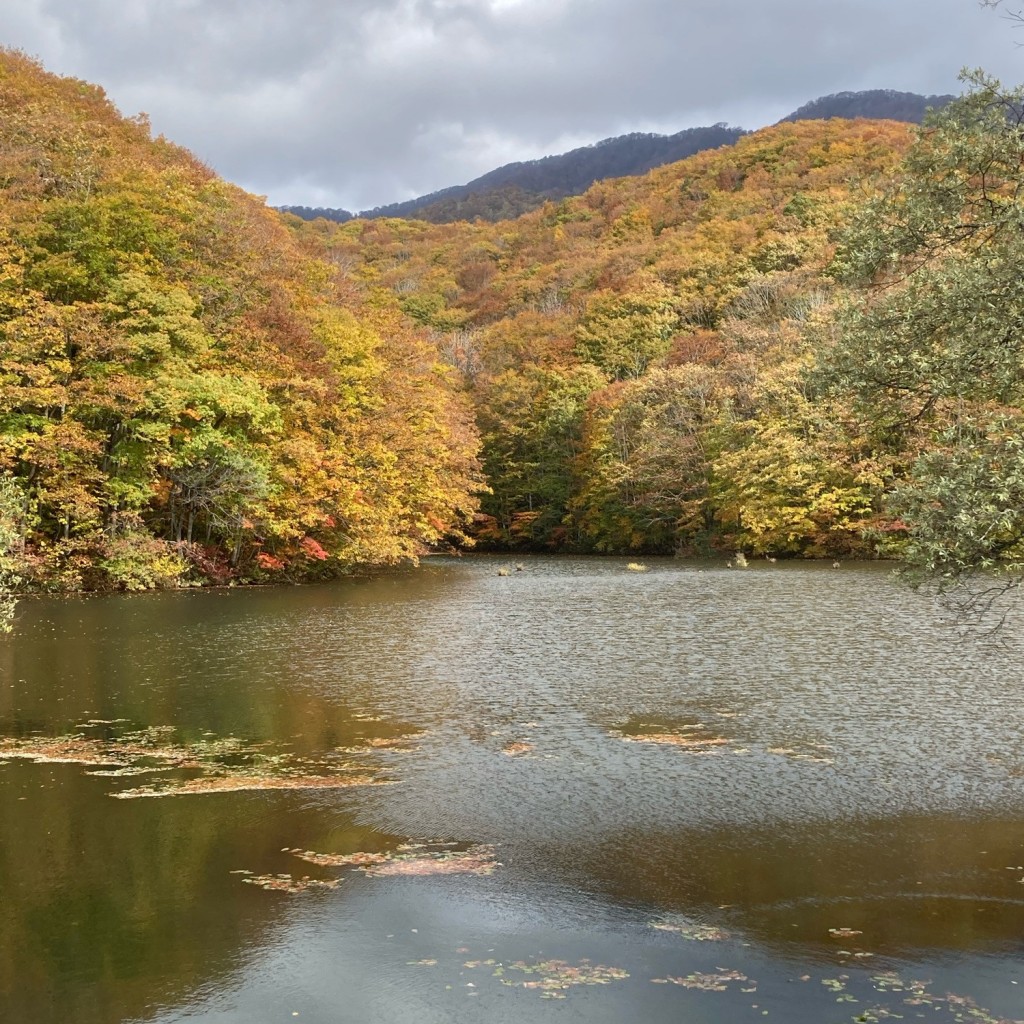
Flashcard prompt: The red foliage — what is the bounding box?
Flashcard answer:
[299,536,329,561]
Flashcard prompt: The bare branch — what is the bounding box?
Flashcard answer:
[981,0,1024,29]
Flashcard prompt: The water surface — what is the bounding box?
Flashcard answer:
[2,556,1023,1023]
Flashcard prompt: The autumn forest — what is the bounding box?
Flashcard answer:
[2,50,1023,598]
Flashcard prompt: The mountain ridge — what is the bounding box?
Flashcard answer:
[280,88,954,226]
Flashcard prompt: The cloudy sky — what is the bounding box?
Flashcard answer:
[3,0,1021,211]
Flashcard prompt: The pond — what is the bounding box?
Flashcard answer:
[1,555,1023,1023]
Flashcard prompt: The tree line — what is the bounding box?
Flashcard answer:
[1,51,1019,621]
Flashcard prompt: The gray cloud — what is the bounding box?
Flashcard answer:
[3,0,1020,209]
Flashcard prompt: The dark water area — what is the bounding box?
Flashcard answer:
[1,555,1023,1023]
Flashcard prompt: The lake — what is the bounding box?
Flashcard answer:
[1,555,1022,1023]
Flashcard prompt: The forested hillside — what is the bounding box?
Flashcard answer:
[280,125,745,226]
[0,50,481,592]
[288,117,915,557]
[3,50,1015,594]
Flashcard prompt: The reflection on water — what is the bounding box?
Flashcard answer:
[1,556,1023,1023]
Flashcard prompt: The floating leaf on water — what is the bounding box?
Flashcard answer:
[502,741,533,757]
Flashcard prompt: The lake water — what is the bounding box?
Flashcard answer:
[1,555,1023,1023]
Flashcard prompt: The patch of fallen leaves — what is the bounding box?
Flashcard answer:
[612,719,836,765]
[767,744,836,765]
[0,727,246,769]
[502,741,533,757]
[0,735,121,766]
[626,733,731,750]
[500,959,629,999]
[232,871,340,894]
[289,842,499,877]
[114,771,386,799]
[614,721,732,754]
[335,733,422,754]
[287,849,390,868]
[0,724,406,798]
[652,970,748,991]
[848,972,1024,1024]
[651,918,732,941]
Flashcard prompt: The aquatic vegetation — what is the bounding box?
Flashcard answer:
[500,959,629,999]
[290,842,499,877]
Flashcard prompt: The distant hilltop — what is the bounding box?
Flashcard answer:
[279,89,954,226]
[778,89,955,124]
